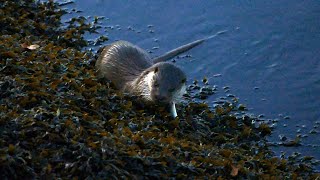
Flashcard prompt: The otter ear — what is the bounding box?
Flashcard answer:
[154,67,159,73]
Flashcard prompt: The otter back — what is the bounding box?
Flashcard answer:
[95,41,152,89]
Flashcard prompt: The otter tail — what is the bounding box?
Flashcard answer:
[152,30,227,63]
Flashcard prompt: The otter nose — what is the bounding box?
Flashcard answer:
[155,95,167,102]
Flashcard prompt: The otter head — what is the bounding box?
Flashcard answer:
[144,62,186,104]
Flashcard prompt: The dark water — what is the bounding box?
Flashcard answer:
[61,0,320,161]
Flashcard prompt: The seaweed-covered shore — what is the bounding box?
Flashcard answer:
[0,1,319,179]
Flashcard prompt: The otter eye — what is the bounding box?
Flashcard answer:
[154,67,159,73]
[143,70,150,75]
[181,78,186,83]
[154,83,159,87]
[168,88,175,93]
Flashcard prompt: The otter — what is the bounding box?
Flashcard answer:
[95,30,227,117]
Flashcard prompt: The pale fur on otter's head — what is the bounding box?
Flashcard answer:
[129,62,186,104]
